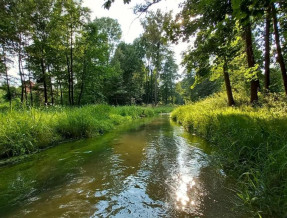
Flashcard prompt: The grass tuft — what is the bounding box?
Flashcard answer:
[0,105,157,159]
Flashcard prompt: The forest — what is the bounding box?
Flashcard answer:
[0,0,180,107]
[1,0,287,217]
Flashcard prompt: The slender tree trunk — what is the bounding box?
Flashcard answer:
[264,6,271,92]
[40,56,48,105]
[28,70,33,106]
[150,67,153,104]
[47,65,54,105]
[147,61,152,104]
[59,82,63,106]
[154,42,160,106]
[66,53,71,105]
[3,51,11,108]
[271,3,287,95]
[70,27,74,105]
[145,67,149,104]
[50,80,54,105]
[50,79,54,105]
[18,43,25,103]
[154,69,158,106]
[20,58,27,102]
[165,86,168,105]
[223,57,235,106]
[244,22,259,103]
[78,56,86,105]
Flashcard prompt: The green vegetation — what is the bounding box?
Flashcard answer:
[1,0,287,216]
[0,105,174,159]
[0,1,179,107]
[171,93,287,217]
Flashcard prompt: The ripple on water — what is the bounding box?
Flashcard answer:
[0,117,249,217]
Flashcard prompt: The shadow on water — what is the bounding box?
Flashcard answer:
[0,116,249,217]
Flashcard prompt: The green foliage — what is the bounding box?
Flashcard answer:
[141,10,177,105]
[1,0,180,107]
[0,105,157,158]
[171,93,287,217]
[109,41,145,104]
[151,106,175,114]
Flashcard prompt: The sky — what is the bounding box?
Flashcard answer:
[82,0,189,75]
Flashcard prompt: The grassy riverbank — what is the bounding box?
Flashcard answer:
[0,105,172,159]
[171,93,287,217]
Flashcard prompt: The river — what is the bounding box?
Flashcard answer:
[0,116,247,217]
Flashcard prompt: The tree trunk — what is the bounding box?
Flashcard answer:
[3,51,11,108]
[50,82,54,105]
[28,70,33,106]
[20,58,28,102]
[59,82,63,106]
[264,6,271,92]
[150,66,153,104]
[271,3,287,95]
[40,56,48,105]
[223,57,235,106]
[66,53,71,105]
[145,67,149,104]
[78,56,86,105]
[70,27,74,105]
[154,42,160,106]
[18,44,25,103]
[47,65,54,105]
[244,22,259,103]
[154,69,158,106]
[50,78,54,105]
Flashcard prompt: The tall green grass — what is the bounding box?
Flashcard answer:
[0,105,156,158]
[171,93,287,217]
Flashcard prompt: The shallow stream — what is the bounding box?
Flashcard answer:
[0,116,247,217]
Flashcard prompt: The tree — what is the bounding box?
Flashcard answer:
[73,17,121,105]
[62,0,90,105]
[271,3,287,95]
[174,0,237,105]
[141,10,172,105]
[110,40,145,105]
[264,6,271,91]
[0,0,18,107]
[93,17,122,63]
[160,51,178,104]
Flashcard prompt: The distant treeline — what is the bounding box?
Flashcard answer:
[0,0,179,107]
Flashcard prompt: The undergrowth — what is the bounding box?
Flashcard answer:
[171,92,287,217]
[0,105,161,159]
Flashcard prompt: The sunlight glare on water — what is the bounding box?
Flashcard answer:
[166,129,208,216]
[0,116,249,217]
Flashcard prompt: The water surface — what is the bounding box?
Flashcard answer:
[0,116,246,217]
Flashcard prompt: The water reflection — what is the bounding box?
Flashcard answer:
[0,116,248,217]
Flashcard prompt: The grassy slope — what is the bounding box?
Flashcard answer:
[171,93,287,217]
[0,105,173,159]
